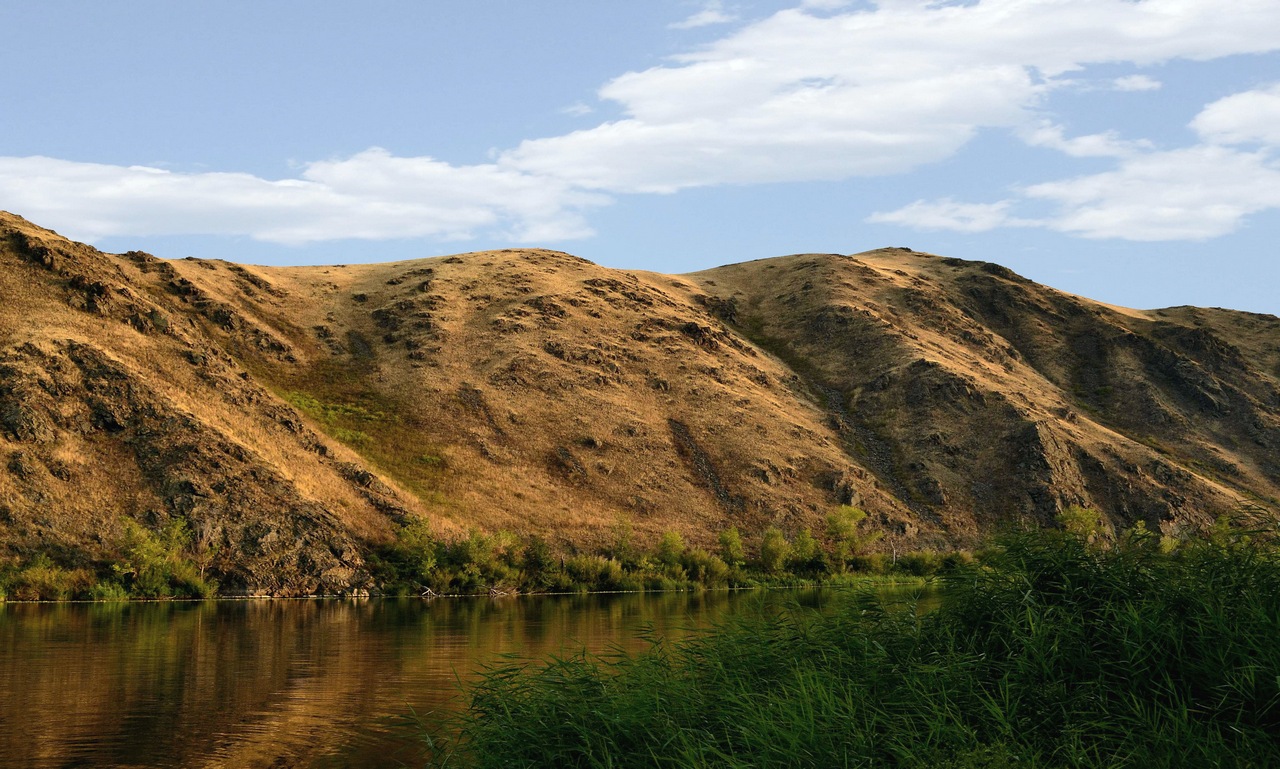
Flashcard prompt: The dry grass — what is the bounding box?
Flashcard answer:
[2,212,1278,594]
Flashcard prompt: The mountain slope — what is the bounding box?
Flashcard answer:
[1,213,1277,592]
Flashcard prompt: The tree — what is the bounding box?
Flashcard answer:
[656,531,686,568]
[1056,505,1111,545]
[788,528,825,576]
[826,505,880,571]
[718,527,746,569]
[758,527,790,574]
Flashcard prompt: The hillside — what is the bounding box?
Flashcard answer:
[2,212,1277,593]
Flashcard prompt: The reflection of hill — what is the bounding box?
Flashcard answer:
[0,594,740,767]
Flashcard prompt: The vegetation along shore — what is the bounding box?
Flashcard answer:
[0,505,934,600]
[427,516,1280,768]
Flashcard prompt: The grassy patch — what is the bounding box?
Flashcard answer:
[277,365,448,499]
[433,526,1280,767]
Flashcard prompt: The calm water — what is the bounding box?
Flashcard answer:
[0,589,858,768]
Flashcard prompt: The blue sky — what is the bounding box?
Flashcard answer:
[2,0,1278,314]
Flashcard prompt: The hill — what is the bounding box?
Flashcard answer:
[2,212,1277,593]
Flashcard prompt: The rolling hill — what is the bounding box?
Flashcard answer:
[2,211,1277,593]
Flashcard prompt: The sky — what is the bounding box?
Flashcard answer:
[1,0,1278,315]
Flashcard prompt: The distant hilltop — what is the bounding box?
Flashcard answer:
[2,210,1278,593]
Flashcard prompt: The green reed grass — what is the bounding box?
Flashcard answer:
[430,526,1280,768]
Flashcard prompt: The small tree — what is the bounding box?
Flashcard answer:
[788,528,825,576]
[718,527,746,569]
[826,505,880,571]
[609,520,640,567]
[1057,505,1111,545]
[758,527,790,574]
[656,531,686,568]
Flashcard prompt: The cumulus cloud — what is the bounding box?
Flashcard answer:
[501,0,1280,194]
[0,150,608,245]
[1191,83,1280,146]
[872,84,1280,241]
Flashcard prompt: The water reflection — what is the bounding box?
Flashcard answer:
[0,587,929,768]
[0,591,765,768]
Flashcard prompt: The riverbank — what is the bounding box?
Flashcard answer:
[0,509,950,601]
[431,525,1280,768]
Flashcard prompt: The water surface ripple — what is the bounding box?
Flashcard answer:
[0,590,832,768]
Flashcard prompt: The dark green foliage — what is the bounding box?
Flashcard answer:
[438,527,1280,768]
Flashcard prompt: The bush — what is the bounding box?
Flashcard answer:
[757,527,790,574]
[88,580,130,602]
[521,536,559,589]
[787,528,826,577]
[893,549,945,576]
[565,555,625,591]
[115,518,214,598]
[8,555,95,600]
[681,548,730,587]
[718,527,746,569]
[655,531,686,569]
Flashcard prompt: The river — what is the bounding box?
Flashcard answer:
[0,588,869,768]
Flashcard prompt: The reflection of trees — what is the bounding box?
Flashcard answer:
[0,591,761,768]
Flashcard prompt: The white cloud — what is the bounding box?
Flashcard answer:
[670,1,738,30]
[560,102,594,117]
[1020,121,1153,158]
[502,0,1280,193]
[1112,74,1162,91]
[0,150,608,245]
[868,199,1017,232]
[873,85,1280,242]
[1025,145,1280,240]
[1191,83,1280,146]
[5,1,1280,246]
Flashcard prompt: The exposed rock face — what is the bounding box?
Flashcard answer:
[1,212,1277,591]
[695,251,1276,539]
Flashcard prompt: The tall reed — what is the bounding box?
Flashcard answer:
[434,526,1280,768]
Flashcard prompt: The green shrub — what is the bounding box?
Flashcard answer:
[826,504,883,570]
[787,528,826,577]
[718,527,746,568]
[521,536,559,589]
[681,548,730,587]
[115,518,215,598]
[848,552,891,574]
[565,555,625,591]
[655,531,685,568]
[756,526,790,574]
[894,549,945,576]
[8,554,95,600]
[89,580,131,602]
